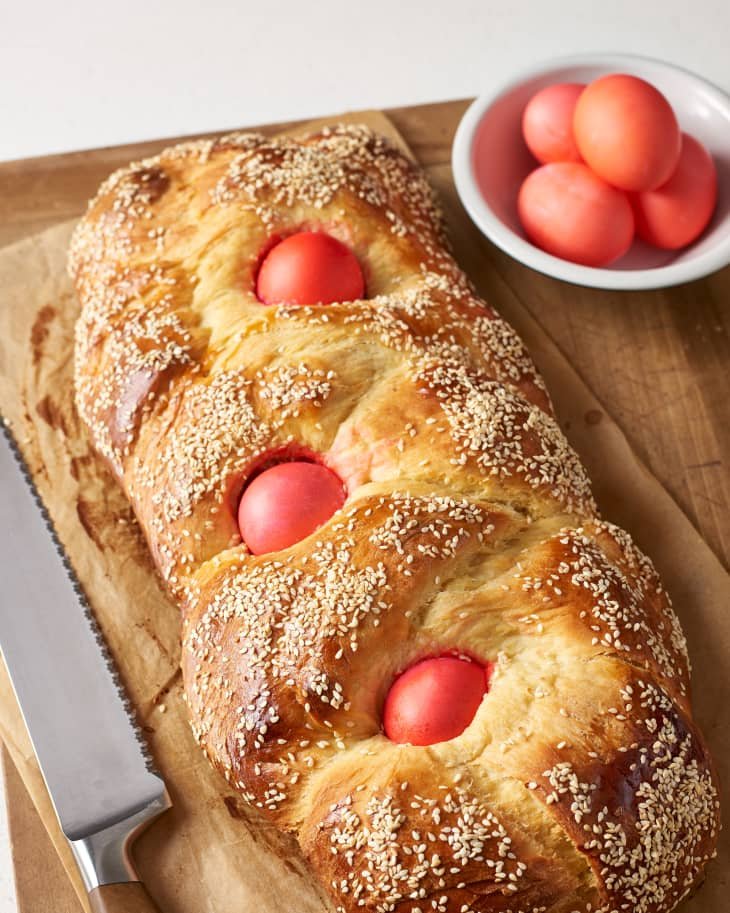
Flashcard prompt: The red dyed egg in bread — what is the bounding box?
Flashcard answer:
[522,83,585,164]
[238,461,345,554]
[573,74,681,192]
[383,655,491,746]
[631,133,717,250]
[256,231,365,305]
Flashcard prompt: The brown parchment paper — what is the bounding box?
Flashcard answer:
[0,111,727,913]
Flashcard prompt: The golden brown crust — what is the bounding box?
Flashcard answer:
[72,125,719,913]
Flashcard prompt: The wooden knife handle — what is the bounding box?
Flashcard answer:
[89,882,162,913]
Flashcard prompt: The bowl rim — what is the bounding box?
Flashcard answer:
[452,52,730,291]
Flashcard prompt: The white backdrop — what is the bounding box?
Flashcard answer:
[1,0,729,909]
[2,0,729,162]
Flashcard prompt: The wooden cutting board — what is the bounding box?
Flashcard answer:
[1,99,728,912]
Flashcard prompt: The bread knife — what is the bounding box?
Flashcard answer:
[0,421,169,913]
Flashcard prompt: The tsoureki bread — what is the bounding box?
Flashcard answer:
[70,124,719,913]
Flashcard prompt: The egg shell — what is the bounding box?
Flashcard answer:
[518,162,635,267]
[631,133,718,250]
[522,82,585,164]
[238,461,345,554]
[573,73,681,192]
[256,231,365,305]
[383,656,491,746]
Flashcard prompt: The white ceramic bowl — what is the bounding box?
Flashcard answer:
[452,54,730,290]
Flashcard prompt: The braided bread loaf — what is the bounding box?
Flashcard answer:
[70,125,719,913]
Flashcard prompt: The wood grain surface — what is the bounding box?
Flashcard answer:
[2,746,81,912]
[1,98,727,909]
[88,882,162,913]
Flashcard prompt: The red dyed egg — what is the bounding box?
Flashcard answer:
[383,656,491,746]
[238,461,345,554]
[522,82,585,164]
[256,231,365,306]
[518,162,634,266]
[631,133,717,250]
[573,74,681,192]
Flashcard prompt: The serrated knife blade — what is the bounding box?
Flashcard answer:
[0,420,169,912]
